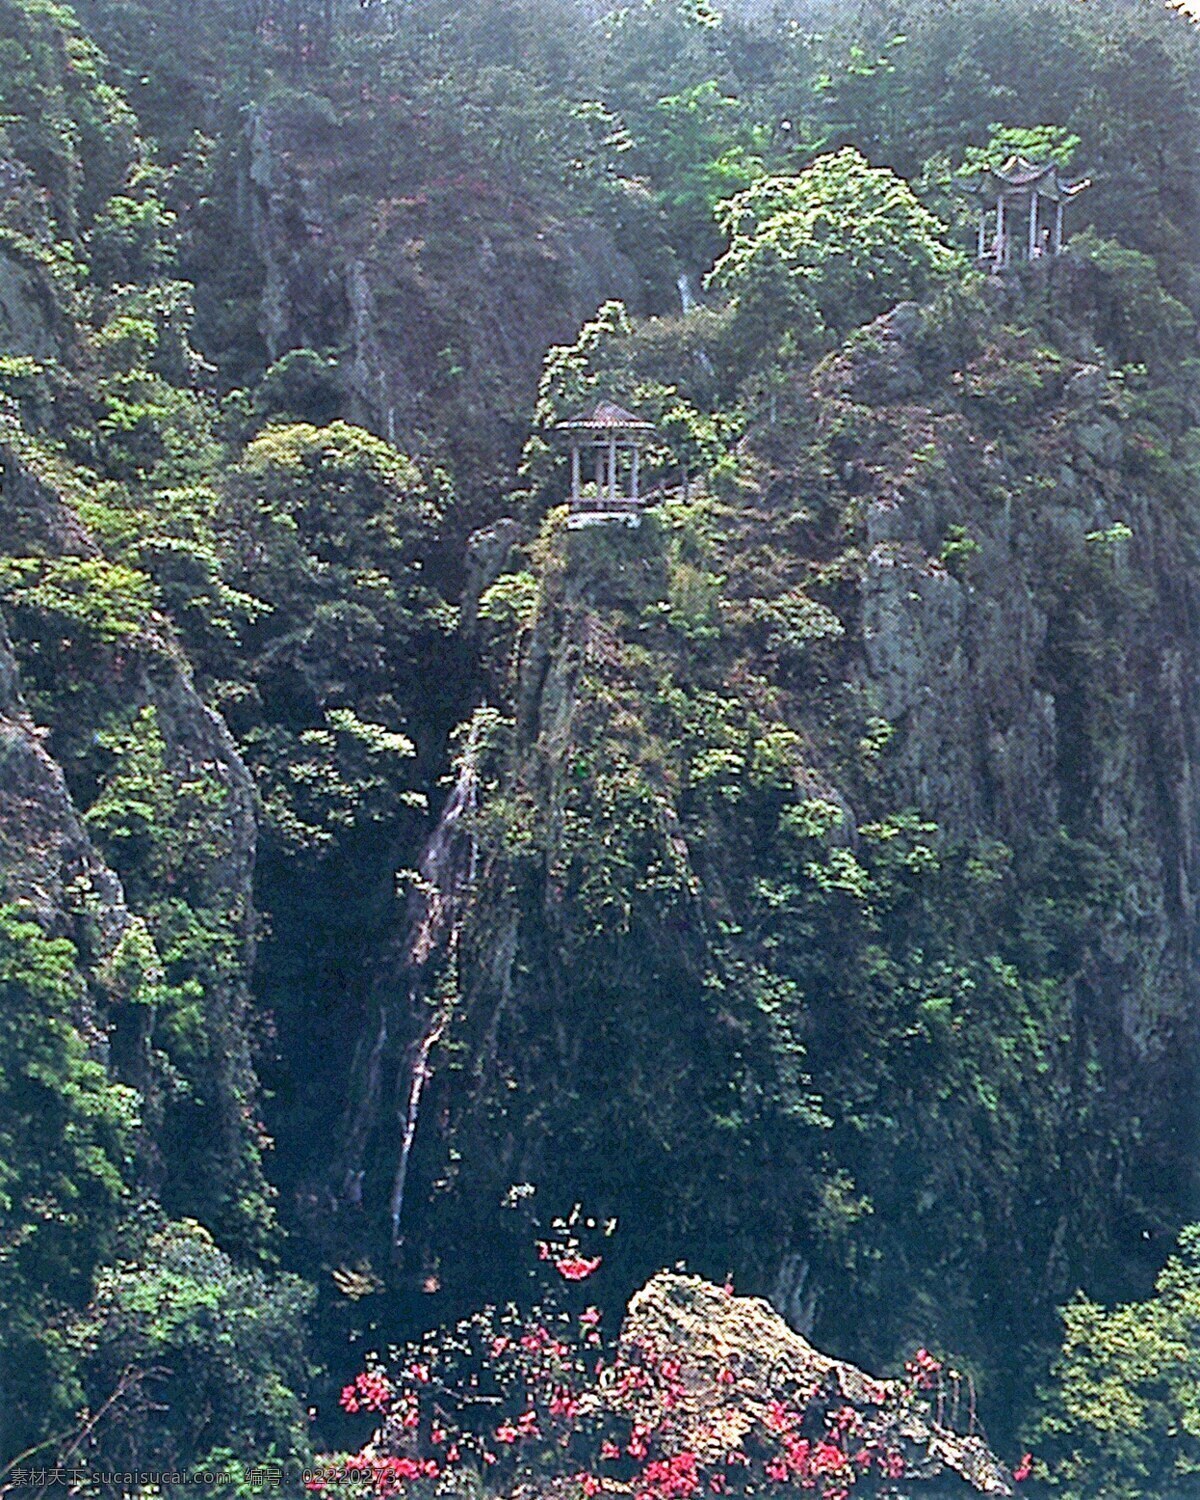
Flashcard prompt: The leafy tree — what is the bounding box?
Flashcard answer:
[1036,1226,1200,1498]
[74,1216,314,1479]
[0,906,137,1462]
[710,147,961,360]
[213,421,450,849]
[252,347,343,428]
[640,81,767,274]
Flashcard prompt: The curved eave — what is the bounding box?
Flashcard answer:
[960,162,1091,204]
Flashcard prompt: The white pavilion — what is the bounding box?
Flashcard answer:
[557,400,656,529]
[964,156,1091,270]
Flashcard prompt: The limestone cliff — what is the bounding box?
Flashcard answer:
[240,97,642,487]
[361,258,1200,1415]
[0,433,271,1248]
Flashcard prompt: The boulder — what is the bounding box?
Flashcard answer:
[613,1274,1014,1496]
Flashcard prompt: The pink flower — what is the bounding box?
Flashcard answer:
[581,1306,602,1327]
[557,1255,603,1281]
[338,1368,392,1414]
[881,1451,906,1479]
[1013,1454,1033,1484]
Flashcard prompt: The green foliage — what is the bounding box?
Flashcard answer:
[0,0,140,237]
[0,553,156,645]
[959,123,1081,175]
[252,347,344,428]
[74,1216,314,1476]
[710,148,961,360]
[641,82,767,271]
[0,905,137,1458]
[87,188,176,287]
[1071,231,1196,374]
[1,0,1199,1474]
[215,420,449,851]
[1036,1227,1200,1498]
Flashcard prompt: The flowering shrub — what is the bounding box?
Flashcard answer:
[312,1214,1023,1500]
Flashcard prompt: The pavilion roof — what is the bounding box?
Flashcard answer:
[962,156,1091,204]
[558,399,656,433]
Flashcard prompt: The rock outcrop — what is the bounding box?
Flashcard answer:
[0,434,269,1246]
[242,99,642,481]
[616,1274,1013,1495]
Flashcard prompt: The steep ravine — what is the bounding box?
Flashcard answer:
[332,263,1200,1423]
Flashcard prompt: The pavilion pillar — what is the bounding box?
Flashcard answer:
[631,443,639,503]
[1029,190,1039,259]
[595,446,603,492]
[996,195,1006,265]
[978,206,987,259]
[608,434,617,506]
[570,442,581,505]
[1054,200,1064,253]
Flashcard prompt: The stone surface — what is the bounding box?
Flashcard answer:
[617,1274,1014,1495]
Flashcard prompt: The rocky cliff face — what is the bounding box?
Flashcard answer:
[357,258,1200,1415]
[240,97,642,489]
[821,267,1200,1061]
[617,1274,1014,1495]
[0,433,271,1248]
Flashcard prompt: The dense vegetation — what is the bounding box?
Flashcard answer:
[0,0,1199,1494]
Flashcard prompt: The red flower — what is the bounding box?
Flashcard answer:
[904,1347,943,1391]
[637,1453,700,1500]
[550,1389,581,1420]
[812,1441,848,1475]
[1013,1454,1033,1484]
[600,1441,622,1462]
[338,1368,392,1414]
[831,1405,859,1434]
[581,1306,602,1327]
[577,1473,602,1497]
[557,1255,603,1281]
[716,1368,735,1386]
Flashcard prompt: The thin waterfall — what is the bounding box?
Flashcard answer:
[387,723,481,1248]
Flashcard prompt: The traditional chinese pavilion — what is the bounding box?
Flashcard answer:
[964,156,1091,270]
[557,400,657,529]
